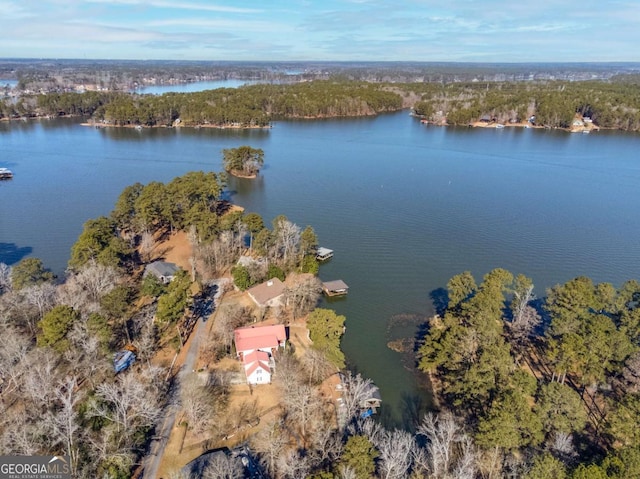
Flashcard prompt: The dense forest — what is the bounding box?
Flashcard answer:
[409,79,640,130]
[0,81,403,127]
[2,59,638,91]
[417,269,640,478]
[3,76,640,131]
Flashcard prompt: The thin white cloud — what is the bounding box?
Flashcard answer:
[512,23,578,33]
[0,0,34,19]
[83,0,263,14]
[146,17,289,33]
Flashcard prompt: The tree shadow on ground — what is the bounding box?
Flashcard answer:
[0,242,33,266]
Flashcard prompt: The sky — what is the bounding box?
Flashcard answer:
[1,0,639,62]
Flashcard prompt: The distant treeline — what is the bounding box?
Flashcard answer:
[0,81,402,127]
[2,78,640,131]
[410,79,640,130]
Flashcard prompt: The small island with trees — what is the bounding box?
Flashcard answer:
[222,145,265,178]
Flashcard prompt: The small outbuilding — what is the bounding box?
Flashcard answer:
[144,261,180,284]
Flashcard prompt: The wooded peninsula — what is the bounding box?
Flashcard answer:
[3,72,640,131]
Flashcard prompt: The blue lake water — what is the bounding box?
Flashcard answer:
[2,112,640,425]
[130,79,253,95]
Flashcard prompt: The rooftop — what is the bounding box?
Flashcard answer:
[234,324,287,353]
[322,279,349,291]
[145,261,179,278]
[247,277,285,306]
[243,350,271,376]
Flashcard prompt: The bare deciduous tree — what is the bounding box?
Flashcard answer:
[0,263,12,293]
[351,416,383,445]
[300,348,335,385]
[0,287,52,333]
[0,411,49,455]
[341,372,375,428]
[337,465,357,479]
[309,424,343,471]
[452,436,477,479]
[139,230,156,263]
[74,260,121,303]
[620,351,640,393]
[549,431,577,464]
[417,412,477,479]
[134,319,158,363]
[202,453,244,479]
[276,448,311,479]
[44,376,83,475]
[272,218,301,267]
[90,370,162,435]
[284,275,322,319]
[417,412,459,476]
[194,230,244,279]
[56,276,92,313]
[58,261,121,315]
[0,324,30,395]
[21,349,59,412]
[251,419,289,479]
[181,374,216,435]
[282,381,324,446]
[510,282,540,344]
[211,304,253,356]
[86,428,135,478]
[375,428,416,479]
[22,282,57,321]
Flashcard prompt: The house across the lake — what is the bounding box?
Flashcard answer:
[144,261,180,283]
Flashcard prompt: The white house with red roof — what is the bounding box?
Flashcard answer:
[242,350,271,384]
[234,324,287,385]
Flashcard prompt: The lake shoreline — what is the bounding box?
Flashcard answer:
[0,109,623,135]
[79,121,272,130]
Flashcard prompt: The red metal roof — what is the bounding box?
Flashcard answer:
[243,350,270,376]
[234,324,286,354]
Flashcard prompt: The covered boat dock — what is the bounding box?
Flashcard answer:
[316,247,334,261]
[322,279,349,297]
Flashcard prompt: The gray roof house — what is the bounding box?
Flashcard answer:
[247,277,285,308]
[144,261,180,283]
